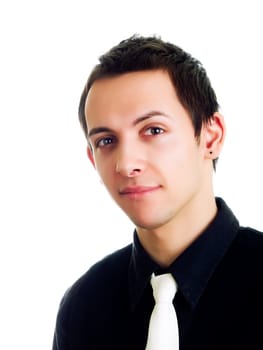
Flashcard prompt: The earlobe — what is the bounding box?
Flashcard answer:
[204,112,226,159]
[87,146,96,168]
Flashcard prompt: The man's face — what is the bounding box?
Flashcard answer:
[85,70,212,231]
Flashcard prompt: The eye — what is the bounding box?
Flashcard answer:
[95,136,116,148]
[144,127,165,136]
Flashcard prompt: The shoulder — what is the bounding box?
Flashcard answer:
[59,243,133,309]
[222,226,263,283]
[234,226,263,252]
[53,244,133,347]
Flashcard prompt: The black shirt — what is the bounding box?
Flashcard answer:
[53,198,263,349]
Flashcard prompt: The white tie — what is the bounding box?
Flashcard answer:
[145,273,179,350]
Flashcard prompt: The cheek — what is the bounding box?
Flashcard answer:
[95,158,115,185]
[156,140,201,179]
[154,140,187,169]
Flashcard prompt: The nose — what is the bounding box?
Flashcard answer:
[115,144,146,177]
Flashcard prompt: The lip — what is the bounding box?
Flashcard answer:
[119,185,161,198]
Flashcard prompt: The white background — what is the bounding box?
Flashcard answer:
[1,0,263,349]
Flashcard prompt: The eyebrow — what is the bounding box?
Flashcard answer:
[133,110,170,125]
[88,110,169,139]
[88,126,113,139]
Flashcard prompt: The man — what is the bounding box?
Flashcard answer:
[53,36,263,349]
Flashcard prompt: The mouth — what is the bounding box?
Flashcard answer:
[119,185,161,199]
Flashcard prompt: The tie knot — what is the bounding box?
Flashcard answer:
[150,273,177,303]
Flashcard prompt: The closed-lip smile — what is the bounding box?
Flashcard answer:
[119,185,161,197]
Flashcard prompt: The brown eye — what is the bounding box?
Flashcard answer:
[96,136,116,148]
[145,127,164,135]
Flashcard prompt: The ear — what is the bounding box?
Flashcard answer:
[87,145,96,168]
[203,112,226,159]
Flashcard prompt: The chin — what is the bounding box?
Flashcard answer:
[132,217,167,231]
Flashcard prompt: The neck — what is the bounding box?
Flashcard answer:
[136,194,217,268]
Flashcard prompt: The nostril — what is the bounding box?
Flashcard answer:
[127,168,141,177]
[116,163,142,177]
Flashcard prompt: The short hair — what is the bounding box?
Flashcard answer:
[78,35,219,168]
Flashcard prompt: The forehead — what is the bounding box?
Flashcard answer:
[84,70,186,129]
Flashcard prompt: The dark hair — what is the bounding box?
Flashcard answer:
[78,35,219,168]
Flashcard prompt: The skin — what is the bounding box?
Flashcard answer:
[85,70,225,267]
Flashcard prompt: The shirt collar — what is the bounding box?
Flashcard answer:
[128,232,159,311]
[128,197,240,310]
